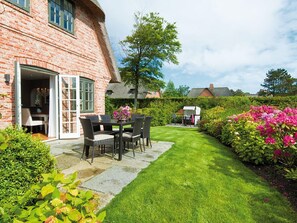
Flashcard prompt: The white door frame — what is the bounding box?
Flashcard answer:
[15,61,22,127]
[58,75,80,139]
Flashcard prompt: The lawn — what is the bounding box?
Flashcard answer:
[102,127,297,223]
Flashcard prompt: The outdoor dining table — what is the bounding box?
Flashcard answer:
[91,120,134,161]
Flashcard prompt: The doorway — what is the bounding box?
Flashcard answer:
[15,63,81,140]
[20,65,58,140]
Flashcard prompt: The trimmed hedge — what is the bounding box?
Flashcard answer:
[108,96,297,111]
[0,127,55,212]
[107,96,297,127]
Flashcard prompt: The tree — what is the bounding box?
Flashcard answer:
[230,89,246,96]
[163,81,190,97]
[163,80,178,97]
[257,89,269,97]
[119,12,182,109]
[177,85,190,97]
[261,68,297,96]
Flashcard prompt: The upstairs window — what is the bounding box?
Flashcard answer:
[106,90,113,96]
[49,0,74,33]
[6,0,30,11]
[80,78,94,113]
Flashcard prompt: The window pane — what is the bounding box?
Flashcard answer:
[19,0,25,7]
[56,5,61,25]
[49,0,61,25]
[8,0,28,9]
[80,78,94,112]
[50,3,55,22]
[63,0,74,32]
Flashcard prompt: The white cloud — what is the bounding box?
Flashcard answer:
[100,0,297,93]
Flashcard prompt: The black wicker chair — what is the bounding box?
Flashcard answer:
[80,117,115,163]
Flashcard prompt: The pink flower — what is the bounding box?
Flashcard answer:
[273,149,282,157]
[265,137,276,144]
[283,135,295,147]
[283,152,291,157]
[294,132,297,140]
[113,106,131,120]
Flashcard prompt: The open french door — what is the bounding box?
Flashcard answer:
[59,75,80,139]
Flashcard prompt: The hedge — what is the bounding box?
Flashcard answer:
[0,127,55,213]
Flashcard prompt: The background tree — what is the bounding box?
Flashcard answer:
[163,81,190,97]
[163,80,178,97]
[230,89,246,96]
[119,12,182,109]
[177,85,190,97]
[261,68,297,96]
[257,89,269,97]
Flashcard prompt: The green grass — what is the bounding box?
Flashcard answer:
[102,127,297,223]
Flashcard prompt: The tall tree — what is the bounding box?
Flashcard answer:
[119,12,182,109]
[177,85,190,97]
[261,68,297,96]
[163,81,190,97]
[163,80,178,97]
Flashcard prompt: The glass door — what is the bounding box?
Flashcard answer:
[59,75,80,138]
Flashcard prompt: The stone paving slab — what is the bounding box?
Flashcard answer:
[47,139,173,209]
[81,141,173,209]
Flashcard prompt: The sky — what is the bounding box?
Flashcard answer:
[100,0,297,94]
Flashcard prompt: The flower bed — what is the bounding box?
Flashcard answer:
[222,105,297,179]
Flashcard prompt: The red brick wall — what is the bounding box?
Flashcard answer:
[0,0,112,128]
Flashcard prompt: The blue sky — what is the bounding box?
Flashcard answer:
[100,0,297,94]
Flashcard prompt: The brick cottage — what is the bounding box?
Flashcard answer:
[0,0,120,139]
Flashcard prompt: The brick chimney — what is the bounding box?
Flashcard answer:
[209,83,214,90]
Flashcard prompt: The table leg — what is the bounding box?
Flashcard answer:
[118,124,123,161]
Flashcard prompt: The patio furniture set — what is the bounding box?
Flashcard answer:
[79,114,152,163]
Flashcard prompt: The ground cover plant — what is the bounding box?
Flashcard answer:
[102,127,297,222]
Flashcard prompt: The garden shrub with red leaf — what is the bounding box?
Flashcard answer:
[222,105,297,179]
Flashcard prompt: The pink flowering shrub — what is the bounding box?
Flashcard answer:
[113,106,131,121]
[221,117,272,164]
[253,106,297,168]
[222,105,297,168]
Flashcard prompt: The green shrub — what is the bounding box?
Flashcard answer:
[138,100,181,126]
[199,106,226,138]
[1,171,105,222]
[106,97,297,129]
[222,119,274,165]
[0,127,55,212]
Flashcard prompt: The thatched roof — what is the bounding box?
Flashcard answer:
[83,0,121,82]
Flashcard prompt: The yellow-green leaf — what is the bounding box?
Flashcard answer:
[68,209,82,221]
[97,211,106,222]
[41,184,55,198]
[69,189,79,197]
[51,198,63,207]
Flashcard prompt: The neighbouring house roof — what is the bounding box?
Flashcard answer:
[106,83,160,99]
[83,0,121,83]
[212,87,232,96]
[188,88,208,97]
[188,84,232,97]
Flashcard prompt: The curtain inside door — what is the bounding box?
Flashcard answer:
[48,75,57,138]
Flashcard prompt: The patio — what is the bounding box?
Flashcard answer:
[46,138,173,209]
